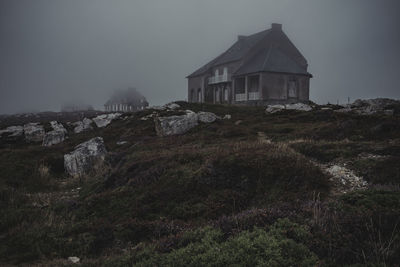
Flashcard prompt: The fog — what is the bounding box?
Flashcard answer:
[0,0,399,114]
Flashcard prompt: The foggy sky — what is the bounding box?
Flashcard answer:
[1,0,399,114]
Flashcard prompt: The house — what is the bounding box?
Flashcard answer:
[104,88,149,112]
[187,23,312,105]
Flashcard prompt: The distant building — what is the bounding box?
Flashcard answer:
[187,23,312,105]
[104,88,149,112]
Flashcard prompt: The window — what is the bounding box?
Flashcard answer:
[191,89,195,102]
[235,77,245,94]
[248,75,259,92]
[215,88,220,102]
[197,88,201,102]
[288,80,298,98]
[224,88,229,101]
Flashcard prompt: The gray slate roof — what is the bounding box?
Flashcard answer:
[187,27,310,78]
[235,46,310,76]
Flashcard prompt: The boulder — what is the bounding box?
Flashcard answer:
[43,121,67,147]
[223,114,232,120]
[92,113,121,128]
[265,103,312,114]
[64,137,107,177]
[164,102,180,110]
[0,126,24,138]
[68,256,80,264]
[350,98,399,115]
[285,103,313,112]
[265,105,286,114]
[198,111,219,123]
[73,118,93,133]
[154,112,198,136]
[23,123,45,142]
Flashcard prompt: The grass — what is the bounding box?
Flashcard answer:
[0,102,399,265]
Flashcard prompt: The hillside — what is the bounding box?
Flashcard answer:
[1,101,399,266]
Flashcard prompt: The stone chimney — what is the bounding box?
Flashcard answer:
[271,23,282,31]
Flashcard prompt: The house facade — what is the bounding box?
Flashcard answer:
[187,23,312,105]
[104,88,149,112]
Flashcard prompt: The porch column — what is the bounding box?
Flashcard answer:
[232,79,235,103]
[259,74,262,100]
[245,76,248,101]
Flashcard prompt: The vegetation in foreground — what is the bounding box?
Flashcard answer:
[0,102,399,266]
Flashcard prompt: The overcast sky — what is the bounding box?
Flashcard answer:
[0,0,399,114]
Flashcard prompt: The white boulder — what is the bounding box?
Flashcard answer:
[223,114,232,120]
[43,121,67,147]
[92,113,121,128]
[64,137,107,177]
[73,118,93,133]
[23,123,45,142]
[164,102,181,110]
[198,111,219,123]
[0,126,24,138]
[265,103,312,114]
[68,256,80,264]
[155,112,198,136]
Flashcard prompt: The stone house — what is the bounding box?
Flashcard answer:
[187,23,312,105]
[104,88,149,112]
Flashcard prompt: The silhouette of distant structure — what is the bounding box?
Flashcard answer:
[104,88,148,112]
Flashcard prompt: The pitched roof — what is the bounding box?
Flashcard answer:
[187,29,271,78]
[187,26,311,78]
[234,46,311,76]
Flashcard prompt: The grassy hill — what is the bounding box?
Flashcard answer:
[0,102,399,266]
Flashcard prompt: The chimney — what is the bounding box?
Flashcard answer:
[271,23,282,31]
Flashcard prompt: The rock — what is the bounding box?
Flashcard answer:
[0,125,24,138]
[223,114,232,120]
[154,112,198,136]
[265,104,285,114]
[234,120,243,125]
[68,256,80,264]
[164,102,180,110]
[285,103,313,112]
[43,121,67,147]
[64,137,107,177]
[23,123,45,142]
[43,131,66,146]
[350,98,399,115]
[265,103,312,114]
[140,112,157,121]
[116,141,128,145]
[92,113,121,128]
[325,165,368,193]
[73,118,93,133]
[198,112,219,123]
[50,121,67,133]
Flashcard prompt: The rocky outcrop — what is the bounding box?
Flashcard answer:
[23,123,45,142]
[155,112,199,136]
[72,118,93,133]
[335,98,399,115]
[0,126,24,138]
[198,111,219,123]
[92,113,121,128]
[265,103,312,114]
[42,121,67,147]
[325,165,368,193]
[164,102,180,110]
[64,137,107,177]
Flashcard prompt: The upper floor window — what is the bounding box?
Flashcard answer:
[215,69,219,77]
